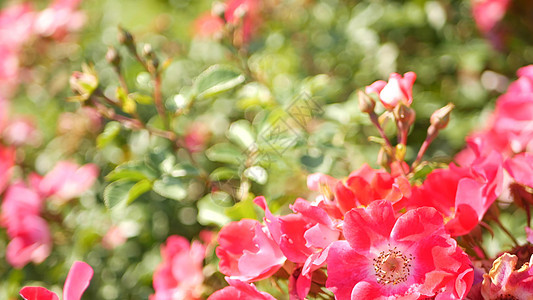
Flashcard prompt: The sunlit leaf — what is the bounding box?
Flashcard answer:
[193,64,245,99]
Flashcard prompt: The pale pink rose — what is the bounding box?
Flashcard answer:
[20,261,94,300]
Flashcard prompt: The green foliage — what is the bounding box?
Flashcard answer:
[6,0,533,298]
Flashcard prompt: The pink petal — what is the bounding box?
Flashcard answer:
[208,278,276,300]
[343,200,396,253]
[504,153,533,188]
[63,261,94,300]
[365,80,387,95]
[326,241,373,300]
[391,207,444,245]
[20,287,59,300]
[526,227,533,244]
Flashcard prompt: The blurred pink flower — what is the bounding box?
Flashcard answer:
[365,72,417,110]
[327,200,474,299]
[101,225,127,250]
[193,13,225,39]
[151,235,206,300]
[255,196,340,299]
[207,278,276,300]
[0,145,15,194]
[225,0,261,44]
[526,227,533,244]
[0,3,35,47]
[471,0,510,34]
[481,253,533,299]
[0,3,35,97]
[184,122,211,153]
[38,161,99,202]
[3,117,41,146]
[504,152,533,188]
[216,219,285,282]
[458,65,533,158]
[1,182,51,268]
[409,151,503,236]
[6,214,52,269]
[34,0,86,39]
[20,261,94,300]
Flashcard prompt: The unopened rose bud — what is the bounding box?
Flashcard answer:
[142,44,159,72]
[118,27,137,54]
[430,103,454,130]
[357,90,375,113]
[142,44,154,58]
[106,47,121,68]
[394,103,416,127]
[69,64,98,101]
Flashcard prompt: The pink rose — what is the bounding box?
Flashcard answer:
[216,219,285,282]
[365,72,417,110]
[151,235,206,300]
[327,200,473,299]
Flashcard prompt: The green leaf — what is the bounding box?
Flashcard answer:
[103,180,150,209]
[209,167,239,181]
[193,65,245,99]
[197,194,231,227]
[244,166,268,184]
[97,121,121,149]
[205,143,244,165]
[105,161,158,181]
[129,92,153,104]
[152,176,187,201]
[127,180,152,204]
[116,86,137,114]
[146,149,176,173]
[228,120,255,150]
[225,196,257,220]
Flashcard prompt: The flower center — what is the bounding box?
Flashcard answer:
[373,246,414,285]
